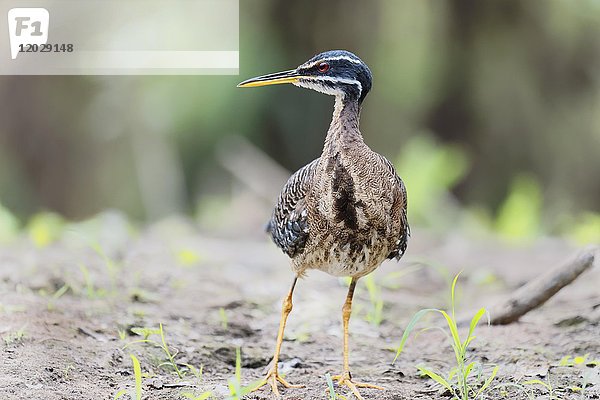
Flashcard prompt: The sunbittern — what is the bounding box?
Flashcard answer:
[238,50,409,399]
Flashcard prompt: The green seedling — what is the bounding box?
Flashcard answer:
[558,354,599,396]
[0,303,26,314]
[363,274,384,326]
[90,241,120,291]
[226,347,263,399]
[115,354,143,400]
[286,324,311,343]
[493,382,536,400]
[559,354,600,367]
[44,283,70,311]
[176,248,202,267]
[180,392,213,400]
[522,379,559,399]
[219,307,228,329]
[130,327,161,340]
[325,373,347,400]
[2,325,27,345]
[66,231,121,295]
[125,323,184,378]
[131,309,146,319]
[380,264,422,290]
[117,328,127,341]
[27,212,65,247]
[79,263,108,299]
[394,272,498,400]
[63,364,75,380]
[181,363,205,386]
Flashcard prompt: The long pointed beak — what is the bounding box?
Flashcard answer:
[237,69,301,88]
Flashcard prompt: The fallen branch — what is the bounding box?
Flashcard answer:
[488,246,598,325]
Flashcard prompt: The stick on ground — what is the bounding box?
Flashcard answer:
[488,246,598,325]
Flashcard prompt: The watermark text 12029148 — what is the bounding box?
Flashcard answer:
[19,43,74,53]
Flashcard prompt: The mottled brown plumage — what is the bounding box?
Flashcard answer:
[268,98,409,278]
[239,50,409,399]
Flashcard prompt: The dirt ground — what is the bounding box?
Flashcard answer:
[1,214,599,400]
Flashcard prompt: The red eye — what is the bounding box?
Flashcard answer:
[317,62,330,73]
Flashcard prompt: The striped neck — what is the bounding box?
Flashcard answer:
[323,96,363,155]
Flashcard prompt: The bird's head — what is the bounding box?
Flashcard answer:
[238,50,372,104]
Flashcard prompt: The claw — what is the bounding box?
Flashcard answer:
[252,367,304,397]
[329,373,384,400]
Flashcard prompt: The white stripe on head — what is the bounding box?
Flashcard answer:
[300,55,363,70]
[294,75,362,98]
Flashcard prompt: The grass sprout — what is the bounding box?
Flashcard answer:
[226,347,263,399]
[394,272,498,400]
[90,241,120,291]
[559,353,600,367]
[124,323,184,378]
[325,373,347,400]
[557,353,599,396]
[79,263,107,299]
[219,307,228,329]
[2,325,27,345]
[522,379,558,399]
[46,283,70,310]
[180,392,213,400]
[364,275,384,326]
[115,354,143,400]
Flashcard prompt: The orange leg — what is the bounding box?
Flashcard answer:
[331,277,384,399]
[253,277,303,397]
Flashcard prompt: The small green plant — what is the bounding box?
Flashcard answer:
[181,362,205,386]
[180,392,213,400]
[2,325,27,345]
[559,353,599,367]
[62,363,75,380]
[117,327,127,341]
[114,354,143,400]
[27,212,65,247]
[130,326,161,340]
[363,275,384,326]
[226,347,263,399]
[219,307,229,329]
[45,283,70,310]
[394,273,498,400]
[90,241,120,292]
[124,323,184,378]
[176,248,202,267]
[79,263,107,299]
[558,353,599,396]
[325,373,347,400]
[522,379,558,399]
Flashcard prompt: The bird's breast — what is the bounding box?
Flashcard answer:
[295,150,397,277]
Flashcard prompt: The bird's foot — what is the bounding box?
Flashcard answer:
[253,367,304,397]
[330,372,384,400]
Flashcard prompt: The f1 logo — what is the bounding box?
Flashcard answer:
[7,8,49,60]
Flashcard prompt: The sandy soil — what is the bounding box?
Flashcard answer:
[1,216,599,400]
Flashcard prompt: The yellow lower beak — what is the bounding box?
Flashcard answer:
[238,69,300,88]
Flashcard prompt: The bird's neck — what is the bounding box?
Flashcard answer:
[323,96,363,155]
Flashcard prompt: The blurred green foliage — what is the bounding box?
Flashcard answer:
[495,175,542,242]
[27,212,65,248]
[396,135,468,227]
[0,202,19,243]
[0,0,598,244]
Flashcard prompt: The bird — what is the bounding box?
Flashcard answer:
[238,50,409,399]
